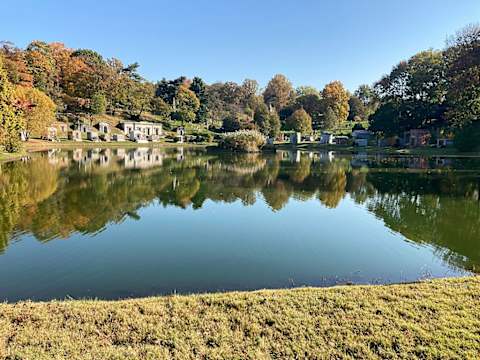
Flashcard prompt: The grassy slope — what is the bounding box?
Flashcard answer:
[1,277,479,359]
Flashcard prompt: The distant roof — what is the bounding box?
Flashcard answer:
[120,120,162,125]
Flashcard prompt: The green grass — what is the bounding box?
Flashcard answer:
[1,277,479,359]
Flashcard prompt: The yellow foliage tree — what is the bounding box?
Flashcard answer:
[322,81,350,127]
[14,86,56,136]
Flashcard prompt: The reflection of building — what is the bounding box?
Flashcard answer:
[124,148,164,169]
[99,149,112,167]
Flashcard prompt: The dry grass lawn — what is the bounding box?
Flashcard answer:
[1,277,479,359]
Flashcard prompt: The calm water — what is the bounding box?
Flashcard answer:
[0,147,479,301]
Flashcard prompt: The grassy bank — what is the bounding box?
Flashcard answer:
[0,150,27,163]
[1,277,479,359]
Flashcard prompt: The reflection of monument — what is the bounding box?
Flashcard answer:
[124,148,164,169]
[99,149,112,167]
[176,147,184,162]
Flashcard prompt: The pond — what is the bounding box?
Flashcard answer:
[0,147,479,301]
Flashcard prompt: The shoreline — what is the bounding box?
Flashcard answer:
[1,276,479,358]
[0,140,213,163]
[3,140,480,163]
[269,143,480,157]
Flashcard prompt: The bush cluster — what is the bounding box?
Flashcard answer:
[220,130,266,152]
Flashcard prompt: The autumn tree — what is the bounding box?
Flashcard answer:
[25,41,57,96]
[155,77,188,104]
[286,108,312,133]
[321,81,350,128]
[0,42,33,87]
[0,56,24,152]
[172,85,200,124]
[263,74,295,112]
[239,79,259,108]
[124,81,154,119]
[14,86,56,137]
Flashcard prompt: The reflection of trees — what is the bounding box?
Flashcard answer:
[317,160,349,208]
[0,157,59,252]
[1,149,480,273]
[366,172,480,271]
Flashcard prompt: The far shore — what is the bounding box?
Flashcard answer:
[3,139,480,163]
[1,276,479,358]
[0,139,213,162]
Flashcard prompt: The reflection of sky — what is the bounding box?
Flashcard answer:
[0,195,468,302]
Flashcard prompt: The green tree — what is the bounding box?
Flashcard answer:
[222,112,254,132]
[0,56,24,152]
[295,94,323,129]
[286,108,312,133]
[373,50,447,135]
[354,84,379,119]
[190,77,209,124]
[322,106,338,130]
[444,25,480,129]
[454,121,480,151]
[90,91,106,114]
[348,95,367,121]
[254,103,281,138]
[150,97,172,121]
[295,86,320,97]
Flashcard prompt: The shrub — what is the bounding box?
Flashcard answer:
[220,130,266,152]
[286,108,312,133]
[455,122,480,152]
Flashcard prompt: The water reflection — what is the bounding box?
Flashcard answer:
[1,147,479,275]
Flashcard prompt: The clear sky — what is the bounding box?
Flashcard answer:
[1,0,479,91]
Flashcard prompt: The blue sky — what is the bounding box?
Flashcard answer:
[1,0,479,91]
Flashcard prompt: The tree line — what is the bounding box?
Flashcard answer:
[1,24,480,152]
[371,24,480,150]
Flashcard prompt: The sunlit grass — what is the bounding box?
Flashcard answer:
[1,277,479,359]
